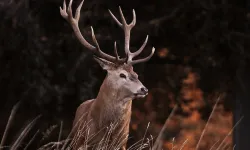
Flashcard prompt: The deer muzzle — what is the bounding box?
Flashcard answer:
[134,87,148,98]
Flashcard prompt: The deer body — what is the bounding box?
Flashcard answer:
[60,0,154,149]
[71,78,133,149]
[72,101,132,149]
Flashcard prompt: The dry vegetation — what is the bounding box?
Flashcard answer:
[0,92,238,150]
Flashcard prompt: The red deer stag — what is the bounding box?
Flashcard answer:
[60,0,154,149]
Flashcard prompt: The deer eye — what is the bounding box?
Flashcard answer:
[119,73,127,79]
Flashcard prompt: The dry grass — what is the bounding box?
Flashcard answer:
[0,97,243,150]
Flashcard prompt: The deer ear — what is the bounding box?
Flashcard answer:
[94,57,115,70]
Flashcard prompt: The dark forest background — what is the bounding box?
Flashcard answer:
[0,0,249,149]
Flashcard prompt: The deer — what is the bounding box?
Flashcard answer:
[60,0,155,149]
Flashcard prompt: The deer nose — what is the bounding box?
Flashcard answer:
[140,87,148,95]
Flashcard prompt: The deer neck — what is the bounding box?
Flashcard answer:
[90,77,132,127]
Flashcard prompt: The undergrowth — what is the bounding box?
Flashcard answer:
[0,97,243,150]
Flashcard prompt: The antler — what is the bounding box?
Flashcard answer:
[108,7,155,65]
[59,0,125,64]
[60,0,154,65]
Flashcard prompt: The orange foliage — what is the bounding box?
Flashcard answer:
[130,68,232,150]
[157,48,169,58]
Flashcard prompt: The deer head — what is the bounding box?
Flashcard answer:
[60,0,155,100]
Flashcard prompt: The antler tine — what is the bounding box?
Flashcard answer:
[90,27,101,51]
[114,41,119,61]
[108,7,154,65]
[130,47,155,65]
[127,35,148,62]
[108,7,136,29]
[109,7,137,63]
[131,9,136,26]
[119,7,137,62]
[60,0,124,63]
[108,9,122,27]
[75,0,84,21]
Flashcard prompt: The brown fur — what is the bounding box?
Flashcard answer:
[60,0,153,148]
[70,70,134,150]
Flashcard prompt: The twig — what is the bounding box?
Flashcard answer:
[38,139,70,150]
[24,130,40,150]
[128,136,154,150]
[152,105,177,150]
[61,112,88,150]
[0,101,21,149]
[179,139,188,150]
[215,116,244,150]
[149,4,184,26]
[196,96,221,150]
[10,115,41,150]
[209,139,220,150]
[138,122,150,150]
[57,121,63,150]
